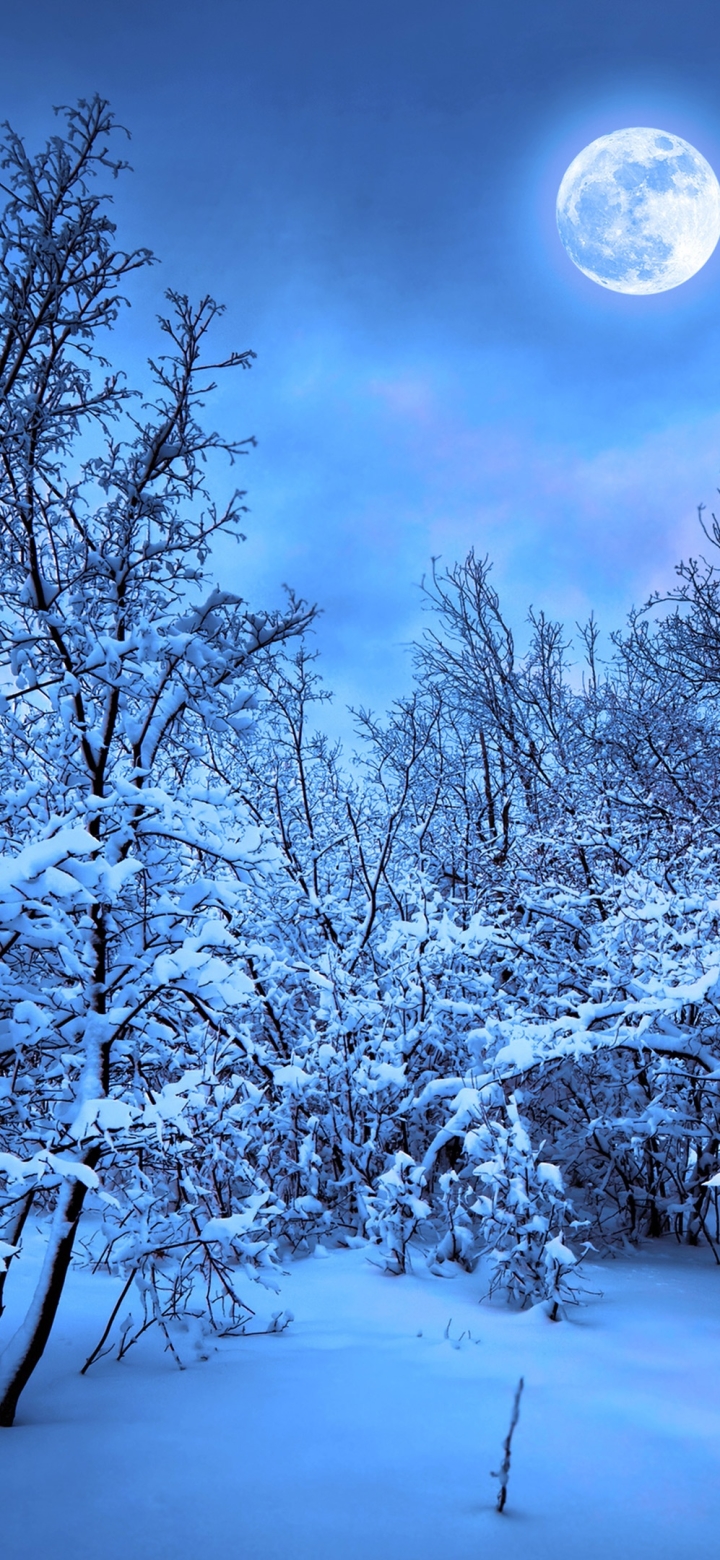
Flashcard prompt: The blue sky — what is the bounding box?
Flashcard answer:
[5,0,720,721]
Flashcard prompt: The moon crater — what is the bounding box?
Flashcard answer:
[556,128,720,294]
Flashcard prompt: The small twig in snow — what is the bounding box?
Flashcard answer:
[491,1376,524,1514]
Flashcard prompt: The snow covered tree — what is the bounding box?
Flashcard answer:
[464,1094,582,1311]
[195,544,720,1309]
[400,547,720,1260]
[0,98,313,1425]
[365,1151,430,1274]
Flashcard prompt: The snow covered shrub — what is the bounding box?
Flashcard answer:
[463,1096,583,1311]
[365,1152,430,1274]
[541,1234,582,1321]
[79,1044,291,1368]
[429,1170,476,1271]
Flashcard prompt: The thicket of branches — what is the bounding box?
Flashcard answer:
[2,96,720,1425]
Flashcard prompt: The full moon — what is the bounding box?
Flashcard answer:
[556,128,720,294]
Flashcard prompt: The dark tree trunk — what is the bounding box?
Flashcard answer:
[0,1190,35,1319]
[0,1149,99,1427]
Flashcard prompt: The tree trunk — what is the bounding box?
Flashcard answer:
[0,1152,99,1427]
[0,1190,35,1319]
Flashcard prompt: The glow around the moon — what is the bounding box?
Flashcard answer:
[556,128,720,294]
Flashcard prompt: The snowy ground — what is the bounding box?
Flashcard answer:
[1,1236,719,1560]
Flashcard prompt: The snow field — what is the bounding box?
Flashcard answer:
[2,1238,720,1560]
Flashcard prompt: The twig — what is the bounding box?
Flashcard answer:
[491,1376,524,1514]
[80,1268,137,1374]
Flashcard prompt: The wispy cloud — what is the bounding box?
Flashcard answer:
[215,326,720,722]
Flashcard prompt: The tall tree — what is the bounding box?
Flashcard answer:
[0,98,312,1426]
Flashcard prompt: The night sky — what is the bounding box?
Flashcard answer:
[5,1,720,724]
